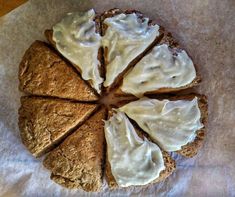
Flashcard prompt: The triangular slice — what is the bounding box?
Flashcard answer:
[104,110,175,189]
[119,94,207,157]
[115,32,201,97]
[43,107,107,192]
[19,96,98,157]
[44,9,104,94]
[101,8,164,91]
[19,41,98,101]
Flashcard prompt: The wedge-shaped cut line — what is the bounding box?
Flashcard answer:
[119,95,207,157]
[19,41,98,101]
[18,96,98,157]
[45,9,103,94]
[115,32,201,97]
[43,107,107,192]
[105,110,175,189]
[101,8,164,91]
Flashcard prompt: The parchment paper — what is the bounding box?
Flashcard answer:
[0,0,234,196]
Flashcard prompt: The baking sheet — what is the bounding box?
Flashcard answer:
[0,0,234,196]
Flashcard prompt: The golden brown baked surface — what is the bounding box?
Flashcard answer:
[43,107,107,192]
[18,96,98,157]
[19,41,98,101]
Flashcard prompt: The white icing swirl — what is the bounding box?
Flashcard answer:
[104,111,165,187]
[119,97,203,151]
[121,44,196,97]
[102,13,160,87]
[52,9,103,93]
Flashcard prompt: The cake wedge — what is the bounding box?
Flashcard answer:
[104,110,175,189]
[114,32,201,97]
[43,107,107,191]
[44,9,104,94]
[18,96,98,157]
[19,41,98,101]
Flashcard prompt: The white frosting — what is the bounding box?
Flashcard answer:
[104,111,165,187]
[119,97,203,151]
[52,9,103,93]
[121,44,196,97]
[102,13,160,87]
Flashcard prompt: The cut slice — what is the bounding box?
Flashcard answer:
[18,96,98,157]
[119,94,207,157]
[43,107,107,192]
[44,9,104,94]
[115,32,201,97]
[101,8,164,91]
[19,41,98,101]
[105,110,175,189]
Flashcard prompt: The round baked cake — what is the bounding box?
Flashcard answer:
[18,8,208,192]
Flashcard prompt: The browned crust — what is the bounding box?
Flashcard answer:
[18,96,99,157]
[19,40,99,101]
[44,13,104,95]
[100,8,165,93]
[104,117,176,190]
[113,31,201,97]
[43,107,107,192]
[44,29,55,46]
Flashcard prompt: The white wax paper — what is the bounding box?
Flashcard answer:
[0,0,234,196]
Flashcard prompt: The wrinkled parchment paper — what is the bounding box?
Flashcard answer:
[0,0,234,196]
